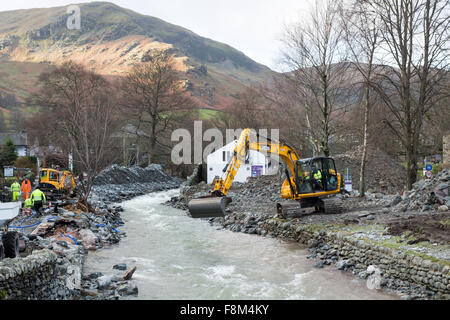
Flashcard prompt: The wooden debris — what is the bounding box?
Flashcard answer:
[122,266,137,280]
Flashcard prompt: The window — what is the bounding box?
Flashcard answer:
[322,158,336,175]
[298,161,311,178]
[312,159,323,170]
[222,151,226,162]
[49,171,59,181]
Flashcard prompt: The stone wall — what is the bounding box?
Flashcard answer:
[260,218,450,299]
[0,249,83,300]
[444,134,450,167]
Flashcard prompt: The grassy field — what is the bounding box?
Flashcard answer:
[198,108,223,120]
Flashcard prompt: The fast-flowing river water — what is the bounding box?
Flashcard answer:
[84,189,398,300]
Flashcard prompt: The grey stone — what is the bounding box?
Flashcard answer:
[113,263,127,271]
[313,261,324,269]
[307,239,319,248]
[97,275,112,289]
[336,260,352,270]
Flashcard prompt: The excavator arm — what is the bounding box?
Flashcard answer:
[213,129,301,196]
[188,129,302,218]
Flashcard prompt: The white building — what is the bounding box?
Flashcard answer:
[0,131,28,157]
[206,140,268,184]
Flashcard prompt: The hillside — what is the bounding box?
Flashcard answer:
[0,1,274,123]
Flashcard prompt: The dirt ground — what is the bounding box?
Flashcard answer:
[385,212,450,245]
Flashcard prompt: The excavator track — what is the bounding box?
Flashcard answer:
[320,197,345,215]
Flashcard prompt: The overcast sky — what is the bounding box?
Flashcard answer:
[0,0,312,70]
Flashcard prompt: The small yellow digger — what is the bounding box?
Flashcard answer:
[188,129,344,218]
[38,168,76,200]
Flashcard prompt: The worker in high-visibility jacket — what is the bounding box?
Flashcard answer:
[23,197,34,215]
[30,188,46,213]
[311,166,323,191]
[24,197,34,208]
[10,179,21,201]
[21,178,32,200]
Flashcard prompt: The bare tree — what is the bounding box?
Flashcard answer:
[121,49,195,164]
[228,86,267,130]
[257,76,312,154]
[281,0,350,157]
[341,0,381,196]
[34,61,119,207]
[367,0,449,189]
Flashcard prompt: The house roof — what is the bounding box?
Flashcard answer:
[0,132,27,146]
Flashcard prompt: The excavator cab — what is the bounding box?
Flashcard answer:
[295,157,339,194]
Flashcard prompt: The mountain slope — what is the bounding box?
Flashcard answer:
[0,1,274,117]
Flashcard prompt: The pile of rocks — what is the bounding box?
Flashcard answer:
[81,264,138,300]
[90,164,182,206]
[1,199,134,300]
[394,169,450,212]
[94,164,181,186]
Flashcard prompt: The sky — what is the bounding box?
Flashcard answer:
[0,0,312,70]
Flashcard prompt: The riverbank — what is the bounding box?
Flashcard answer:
[0,164,182,300]
[166,171,450,300]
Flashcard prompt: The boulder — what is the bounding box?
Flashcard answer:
[79,229,98,250]
[113,263,127,271]
[97,275,112,289]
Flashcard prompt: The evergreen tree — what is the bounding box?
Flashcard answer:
[0,137,18,168]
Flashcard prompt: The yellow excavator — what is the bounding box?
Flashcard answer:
[38,168,77,200]
[188,129,344,218]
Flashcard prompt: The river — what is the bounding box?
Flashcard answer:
[84,189,398,300]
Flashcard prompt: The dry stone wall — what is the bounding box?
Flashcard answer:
[260,218,450,299]
[0,249,83,300]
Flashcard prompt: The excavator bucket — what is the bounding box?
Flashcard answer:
[188,196,232,218]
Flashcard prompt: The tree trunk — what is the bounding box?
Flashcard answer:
[304,102,318,156]
[321,74,330,157]
[359,87,370,196]
[405,142,418,190]
[148,116,158,165]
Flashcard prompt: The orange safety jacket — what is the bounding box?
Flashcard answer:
[21,180,31,194]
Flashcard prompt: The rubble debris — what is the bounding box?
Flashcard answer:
[90,164,182,206]
[393,169,450,212]
[122,266,137,280]
[1,162,182,300]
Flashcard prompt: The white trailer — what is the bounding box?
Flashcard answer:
[0,202,21,260]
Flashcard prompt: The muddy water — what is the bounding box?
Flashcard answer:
[84,189,399,300]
